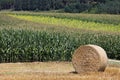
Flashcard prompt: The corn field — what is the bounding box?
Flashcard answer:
[0,29,120,62]
[0,12,120,62]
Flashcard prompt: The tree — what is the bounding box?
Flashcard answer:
[14,0,22,10]
[0,0,14,9]
[97,0,120,14]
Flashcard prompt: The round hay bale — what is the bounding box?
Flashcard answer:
[72,44,108,73]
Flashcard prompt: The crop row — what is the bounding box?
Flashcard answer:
[0,29,120,62]
[8,14,120,32]
[8,12,120,25]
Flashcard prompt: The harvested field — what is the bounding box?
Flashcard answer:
[0,61,120,80]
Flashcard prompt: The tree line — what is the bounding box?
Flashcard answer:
[0,0,120,14]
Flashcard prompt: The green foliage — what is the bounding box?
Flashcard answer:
[0,0,120,14]
[64,3,91,13]
[64,3,79,13]
[0,0,14,9]
[96,0,120,14]
[0,29,120,62]
[14,0,76,11]
[0,12,120,62]
[0,29,76,62]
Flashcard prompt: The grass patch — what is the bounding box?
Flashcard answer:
[8,13,120,32]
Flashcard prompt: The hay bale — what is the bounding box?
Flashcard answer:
[72,44,108,73]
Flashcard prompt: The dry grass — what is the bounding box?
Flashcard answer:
[0,62,120,80]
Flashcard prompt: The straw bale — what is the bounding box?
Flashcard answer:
[72,44,108,73]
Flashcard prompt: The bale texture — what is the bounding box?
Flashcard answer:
[72,44,108,73]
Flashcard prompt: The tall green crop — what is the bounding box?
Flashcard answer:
[0,29,120,63]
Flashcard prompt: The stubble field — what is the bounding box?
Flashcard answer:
[0,61,120,80]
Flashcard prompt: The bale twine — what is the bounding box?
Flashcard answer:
[72,44,108,74]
